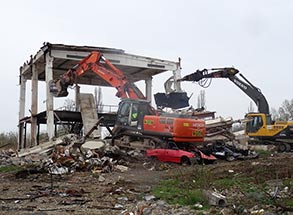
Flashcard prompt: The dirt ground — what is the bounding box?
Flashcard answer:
[0,152,292,215]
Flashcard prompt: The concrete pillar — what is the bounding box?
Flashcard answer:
[75,85,80,111]
[30,64,38,147]
[45,53,54,140]
[145,77,152,102]
[18,74,27,150]
[172,66,182,91]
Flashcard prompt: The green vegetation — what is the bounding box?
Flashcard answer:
[0,165,23,173]
[0,132,17,148]
[282,198,293,207]
[255,149,272,158]
[152,161,293,210]
[283,178,293,190]
[152,178,208,208]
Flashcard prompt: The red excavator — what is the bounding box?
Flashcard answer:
[49,51,206,150]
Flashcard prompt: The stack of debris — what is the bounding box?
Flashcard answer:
[205,116,235,141]
[198,116,259,161]
[0,134,143,177]
[0,148,16,166]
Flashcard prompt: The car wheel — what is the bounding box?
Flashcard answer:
[226,155,235,162]
[181,156,191,166]
[285,143,291,152]
[194,151,203,165]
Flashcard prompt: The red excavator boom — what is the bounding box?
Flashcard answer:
[49,51,145,100]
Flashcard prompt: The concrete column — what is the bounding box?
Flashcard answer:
[18,74,27,150]
[145,77,152,102]
[45,53,54,140]
[75,85,80,111]
[30,64,38,147]
[172,66,182,91]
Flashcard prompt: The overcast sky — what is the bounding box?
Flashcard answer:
[0,0,293,132]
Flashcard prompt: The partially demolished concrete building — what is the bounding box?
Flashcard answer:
[18,43,181,150]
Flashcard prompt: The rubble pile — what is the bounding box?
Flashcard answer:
[0,135,143,176]
[0,149,15,166]
[122,199,199,215]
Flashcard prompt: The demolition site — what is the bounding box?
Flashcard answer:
[0,43,292,215]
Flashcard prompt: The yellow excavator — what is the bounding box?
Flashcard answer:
[179,67,293,152]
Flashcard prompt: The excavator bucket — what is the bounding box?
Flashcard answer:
[49,79,69,97]
[154,92,190,109]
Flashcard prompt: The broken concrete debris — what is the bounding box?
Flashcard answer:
[0,135,145,177]
[203,190,227,207]
[0,113,260,177]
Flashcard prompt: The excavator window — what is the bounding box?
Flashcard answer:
[117,102,131,126]
[130,104,139,127]
[246,115,263,133]
[120,102,130,116]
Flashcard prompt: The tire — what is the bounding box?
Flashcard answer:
[285,143,291,152]
[194,151,203,165]
[181,156,191,166]
[278,143,287,153]
[226,155,236,162]
[146,140,157,149]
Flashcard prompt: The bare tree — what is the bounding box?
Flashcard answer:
[94,87,103,137]
[271,99,293,121]
[278,99,293,121]
[248,101,255,113]
[197,90,206,109]
[270,107,279,121]
[94,87,103,112]
[63,99,76,111]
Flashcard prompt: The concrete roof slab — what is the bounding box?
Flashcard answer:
[20,42,179,86]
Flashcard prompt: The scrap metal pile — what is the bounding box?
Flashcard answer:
[201,116,259,161]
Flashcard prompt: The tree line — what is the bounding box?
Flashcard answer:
[271,99,293,121]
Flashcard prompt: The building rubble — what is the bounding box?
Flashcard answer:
[0,134,143,177]
[0,115,259,177]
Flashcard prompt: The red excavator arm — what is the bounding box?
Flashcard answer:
[49,51,146,100]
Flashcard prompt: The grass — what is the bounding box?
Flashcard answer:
[152,158,293,211]
[283,178,293,190]
[152,178,208,207]
[282,198,293,207]
[0,165,23,173]
[255,149,272,158]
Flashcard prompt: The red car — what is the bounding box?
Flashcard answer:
[146,143,216,165]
